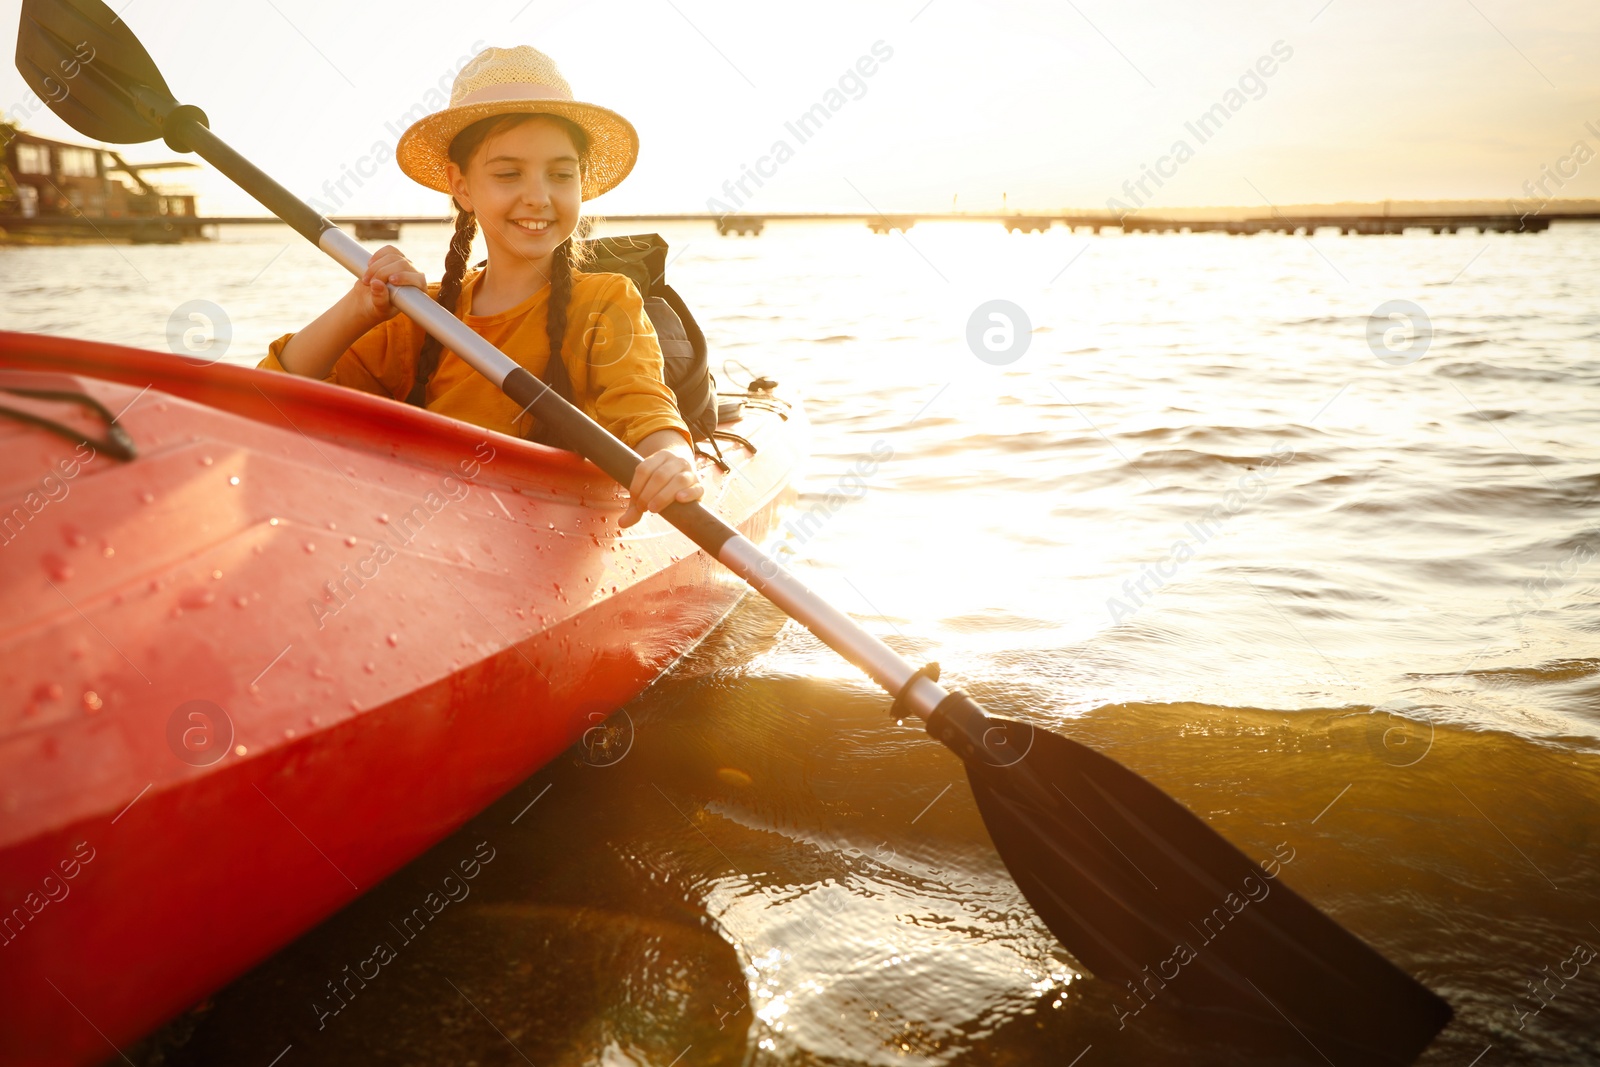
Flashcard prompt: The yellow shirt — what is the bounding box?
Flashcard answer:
[258,268,690,448]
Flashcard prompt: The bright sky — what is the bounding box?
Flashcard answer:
[3,0,1598,217]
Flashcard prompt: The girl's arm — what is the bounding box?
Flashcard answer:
[621,429,703,528]
[277,246,425,379]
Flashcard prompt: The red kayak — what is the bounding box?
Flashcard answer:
[0,331,802,1066]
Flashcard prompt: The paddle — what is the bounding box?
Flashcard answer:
[17,2,1453,1060]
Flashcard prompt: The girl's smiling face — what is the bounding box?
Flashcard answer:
[446,116,583,273]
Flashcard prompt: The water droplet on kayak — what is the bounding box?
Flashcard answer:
[82,690,102,713]
[211,569,223,580]
[269,517,280,526]
[43,554,73,582]
[179,588,215,610]
[547,523,556,530]
[200,455,213,466]
[234,745,247,757]
[303,542,316,553]
[62,525,87,548]
[229,475,240,486]
[377,513,389,524]
[139,490,155,504]
[252,544,264,555]
[327,521,338,531]
[349,699,361,710]
[344,535,358,547]
[234,594,249,608]
[387,633,400,647]
[102,543,114,558]
[363,662,376,673]
[33,682,62,702]
[308,715,322,726]
[284,728,296,740]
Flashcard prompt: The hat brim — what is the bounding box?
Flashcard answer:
[395,100,639,201]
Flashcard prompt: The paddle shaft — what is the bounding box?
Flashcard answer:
[155,108,950,720]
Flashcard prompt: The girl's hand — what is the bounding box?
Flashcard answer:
[621,437,704,528]
[347,245,426,326]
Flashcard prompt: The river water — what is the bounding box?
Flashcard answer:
[4,219,1598,1065]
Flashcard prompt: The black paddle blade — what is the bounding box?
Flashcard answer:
[925,692,1452,1065]
[16,0,179,143]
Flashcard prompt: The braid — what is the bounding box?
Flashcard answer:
[530,239,577,446]
[406,205,476,407]
[544,239,573,386]
[544,218,595,374]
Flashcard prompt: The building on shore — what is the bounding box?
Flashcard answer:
[0,124,203,243]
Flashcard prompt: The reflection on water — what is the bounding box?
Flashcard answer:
[5,220,1598,1064]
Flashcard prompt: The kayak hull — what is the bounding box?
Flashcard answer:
[0,331,801,1066]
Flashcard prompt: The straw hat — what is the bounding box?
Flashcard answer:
[395,45,639,201]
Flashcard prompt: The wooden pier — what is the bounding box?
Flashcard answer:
[31,208,1595,244]
[255,209,1590,239]
[714,216,764,236]
[614,209,1578,237]
[867,215,917,234]
[1114,214,1547,236]
[0,213,205,243]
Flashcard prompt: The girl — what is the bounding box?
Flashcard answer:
[261,45,701,529]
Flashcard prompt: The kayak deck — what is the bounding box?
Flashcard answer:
[0,331,802,1066]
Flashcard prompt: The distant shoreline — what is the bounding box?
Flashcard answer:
[7,200,1598,246]
[136,199,1600,224]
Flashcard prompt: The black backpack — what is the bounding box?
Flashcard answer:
[582,233,718,442]
[474,232,718,444]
